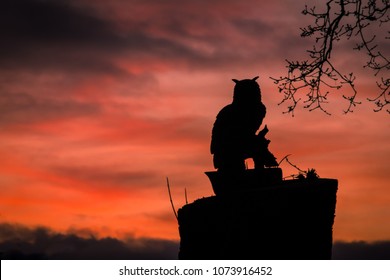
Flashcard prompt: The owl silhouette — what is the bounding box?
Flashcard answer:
[211,77,277,171]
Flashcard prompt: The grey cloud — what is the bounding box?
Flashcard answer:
[0,223,179,260]
[332,241,390,260]
[0,0,195,72]
[0,0,304,74]
[0,0,129,75]
[231,19,275,37]
[0,1,117,44]
[0,92,101,124]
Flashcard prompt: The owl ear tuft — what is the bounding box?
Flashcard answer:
[252,76,259,81]
[232,79,239,83]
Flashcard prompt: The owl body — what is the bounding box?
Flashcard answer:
[211,77,266,171]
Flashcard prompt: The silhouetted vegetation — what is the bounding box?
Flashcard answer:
[272,0,389,114]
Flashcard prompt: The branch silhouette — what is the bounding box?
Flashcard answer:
[271,0,390,114]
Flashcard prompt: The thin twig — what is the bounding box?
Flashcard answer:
[278,154,292,166]
[184,188,188,205]
[166,177,178,220]
[285,156,305,173]
[279,154,306,174]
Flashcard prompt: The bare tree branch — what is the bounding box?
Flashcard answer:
[271,0,389,114]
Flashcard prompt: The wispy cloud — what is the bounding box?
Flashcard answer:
[0,92,101,125]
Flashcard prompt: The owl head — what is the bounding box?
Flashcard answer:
[232,76,261,106]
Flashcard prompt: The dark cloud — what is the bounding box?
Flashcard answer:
[332,241,390,260]
[51,166,164,189]
[2,223,389,260]
[231,19,275,37]
[1,0,116,44]
[0,0,198,73]
[0,0,300,74]
[0,223,179,260]
[0,92,101,125]
[0,0,129,74]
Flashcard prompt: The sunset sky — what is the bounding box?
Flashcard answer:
[1,0,389,253]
